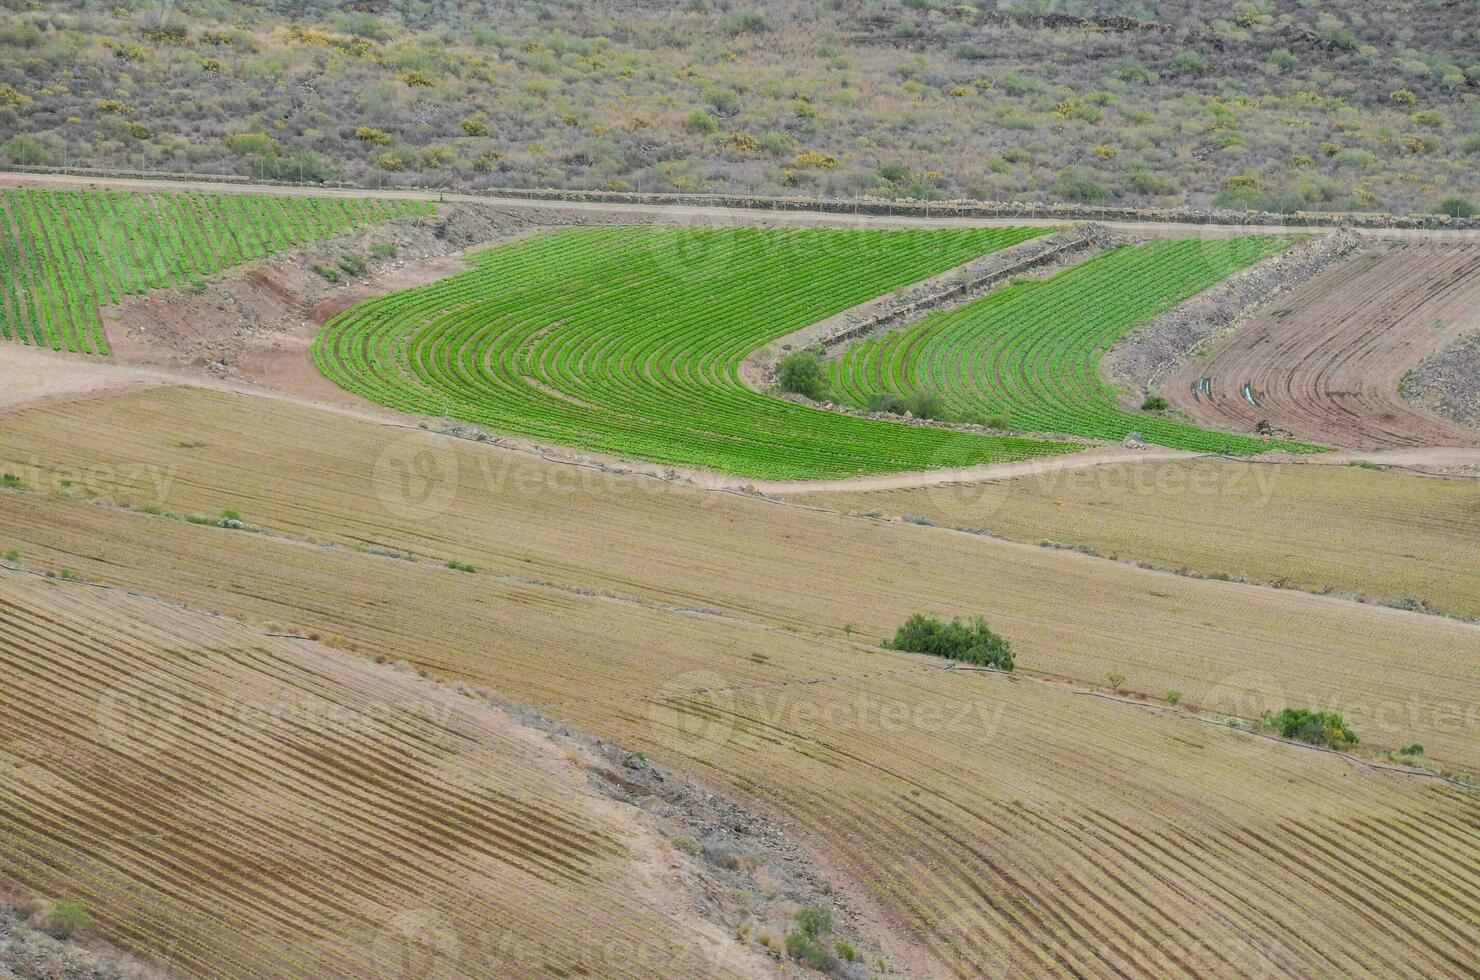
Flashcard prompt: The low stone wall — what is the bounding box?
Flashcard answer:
[4,164,1473,231]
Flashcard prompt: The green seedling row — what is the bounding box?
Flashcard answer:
[831,237,1324,454]
[314,225,1079,480]
[0,187,434,354]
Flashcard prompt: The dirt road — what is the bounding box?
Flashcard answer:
[7,170,1480,241]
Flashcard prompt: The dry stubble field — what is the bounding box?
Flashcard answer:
[0,571,753,979]
[1,384,1478,976]
[797,457,1480,619]
[1,387,1476,767]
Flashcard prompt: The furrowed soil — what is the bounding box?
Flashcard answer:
[1,386,1479,977]
[0,461,1477,976]
[796,457,1480,619]
[0,572,763,980]
[1,386,1475,768]
[1165,243,1480,449]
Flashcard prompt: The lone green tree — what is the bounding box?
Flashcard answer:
[776,350,829,401]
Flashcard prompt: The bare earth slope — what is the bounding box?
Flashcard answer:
[1166,244,1480,449]
[3,385,1480,977]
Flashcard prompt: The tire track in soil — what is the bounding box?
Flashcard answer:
[1167,244,1480,449]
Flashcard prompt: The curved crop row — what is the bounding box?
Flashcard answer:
[315,225,1076,480]
[831,238,1323,454]
[0,188,432,355]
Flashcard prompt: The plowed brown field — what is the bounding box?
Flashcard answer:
[0,572,754,979]
[1166,244,1480,449]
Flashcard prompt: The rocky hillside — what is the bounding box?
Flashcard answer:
[0,0,1475,214]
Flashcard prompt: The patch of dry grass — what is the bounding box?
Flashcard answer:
[800,457,1480,618]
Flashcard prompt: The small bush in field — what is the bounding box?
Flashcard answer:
[867,391,907,414]
[1265,708,1358,748]
[777,350,829,401]
[41,900,94,939]
[886,614,1015,670]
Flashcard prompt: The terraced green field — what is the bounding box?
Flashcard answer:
[831,237,1323,454]
[0,187,432,354]
[314,225,1081,479]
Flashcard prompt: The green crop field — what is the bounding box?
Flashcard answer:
[831,237,1325,454]
[314,225,1084,480]
[0,187,433,354]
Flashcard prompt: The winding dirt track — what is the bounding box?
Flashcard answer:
[1167,244,1480,449]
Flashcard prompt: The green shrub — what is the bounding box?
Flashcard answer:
[1267,708,1358,748]
[720,12,768,35]
[337,253,369,276]
[1054,168,1111,203]
[785,931,835,971]
[886,613,1014,670]
[1172,51,1209,75]
[1141,395,1170,411]
[685,110,719,135]
[879,162,910,184]
[1267,49,1298,71]
[370,243,398,259]
[2,134,53,166]
[312,264,340,283]
[43,900,94,939]
[776,350,829,401]
[866,391,907,414]
[1398,743,1424,757]
[4,549,19,561]
[1,472,23,489]
[795,906,833,938]
[447,560,476,573]
[784,906,839,971]
[224,131,279,156]
[671,835,701,856]
[905,389,947,420]
[1126,170,1175,195]
[1436,197,1475,218]
[704,87,739,114]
